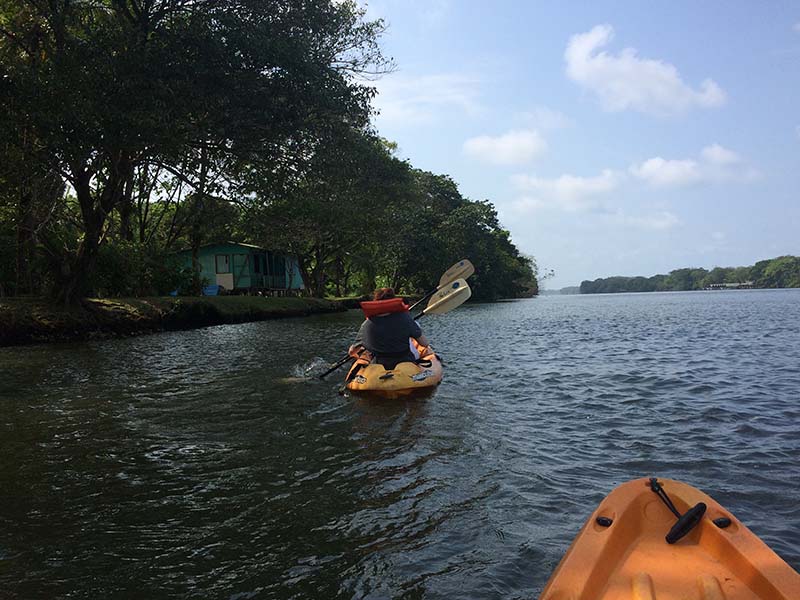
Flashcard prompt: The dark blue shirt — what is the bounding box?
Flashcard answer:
[356,312,422,356]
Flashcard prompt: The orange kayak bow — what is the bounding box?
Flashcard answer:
[540,477,800,599]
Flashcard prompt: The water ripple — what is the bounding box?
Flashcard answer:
[1,290,799,598]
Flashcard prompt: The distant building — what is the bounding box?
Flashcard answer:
[177,242,304,294]
[704,281,755,290]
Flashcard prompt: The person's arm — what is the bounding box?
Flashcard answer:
[354,320,366,344]
[407,314,429,346]
[349,320,367,355]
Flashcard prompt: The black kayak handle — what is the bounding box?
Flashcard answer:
[665,502,707,544]
[650,477,707,544]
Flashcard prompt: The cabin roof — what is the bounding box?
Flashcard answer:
[175,241,268,254]
[200,241,265,250]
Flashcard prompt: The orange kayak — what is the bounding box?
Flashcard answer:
[540,477,800,599]
[344,340,443,398]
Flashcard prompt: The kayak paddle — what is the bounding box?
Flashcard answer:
[408,259,474,313]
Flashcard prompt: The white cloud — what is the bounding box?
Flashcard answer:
[630,157,701,187]
[463,129,547,165]
[361,0,449,29]
[509,196,546,213]
[613,211,680,230]
[517,106,574,130]
[631,144,756,187]
[373,73,481,124]
[513,169,618,199]
[511,169,619,211]
[508,173,679,231]
[564,24,726,116]
[420,0,450,28]
[701,143,741,165]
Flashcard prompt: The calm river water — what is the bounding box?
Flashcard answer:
[1,290,799,598]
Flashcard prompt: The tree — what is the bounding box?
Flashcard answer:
[0,0,388,302]
[700,267,730,288]
[760,256,800,288]
[243,128,411,297]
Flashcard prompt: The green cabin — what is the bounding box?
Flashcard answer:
[178,242,304,294]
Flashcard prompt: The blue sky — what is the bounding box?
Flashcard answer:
[359,1,800,288]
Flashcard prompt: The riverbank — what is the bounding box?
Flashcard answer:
[0,296,346,347]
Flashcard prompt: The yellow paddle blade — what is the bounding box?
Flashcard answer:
[437,259,475,288]
[423,279,471,315]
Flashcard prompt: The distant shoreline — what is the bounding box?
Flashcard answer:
[567,256,800,295]
[544,287,799,295]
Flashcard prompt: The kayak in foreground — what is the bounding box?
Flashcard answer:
[344,340,443,398]
[540,477,800,599]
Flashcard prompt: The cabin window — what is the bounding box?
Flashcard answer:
[271,254,287,288]
[254,255,261,273]
[271,254,286,275]
[215,254,230,273]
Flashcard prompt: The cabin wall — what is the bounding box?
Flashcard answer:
[180,244,250,290]
[177,244,303,292]
[286,257,304,290]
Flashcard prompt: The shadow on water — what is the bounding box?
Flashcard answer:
[1,291,800,598]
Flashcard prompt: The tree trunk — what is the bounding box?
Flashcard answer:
[391,266,402,293]
[312,244,327,298]
[54,159,128,305]
[118,175,135,241]
[342,264,351,297]
[333,254,344,297]
[13,128,47,296]
[56,238,99,305]
[360,261,376,296]
[55,209,103,305]
[189,147,210,295]
[15,186,35,296]
[296,255,314,296]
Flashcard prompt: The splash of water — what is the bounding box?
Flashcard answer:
[282,357,331,381]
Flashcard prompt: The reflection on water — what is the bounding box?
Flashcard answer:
[1,290,799,598]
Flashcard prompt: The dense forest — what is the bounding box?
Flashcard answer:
[0,0,537,304]
[580,256,800,294]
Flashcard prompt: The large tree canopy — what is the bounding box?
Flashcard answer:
[0,0,388,302]
[1,1,540,303]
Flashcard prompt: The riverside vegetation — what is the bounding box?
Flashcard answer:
[0,0,538,315]
[579,256,800,294]
[0,296,344,346]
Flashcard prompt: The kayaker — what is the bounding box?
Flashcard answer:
[349,287,430,369]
